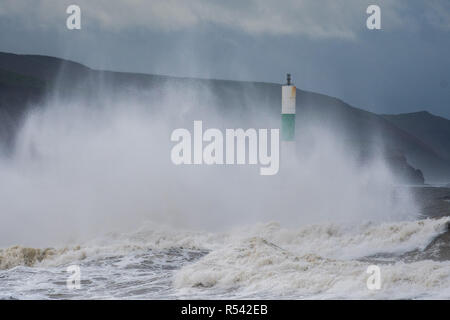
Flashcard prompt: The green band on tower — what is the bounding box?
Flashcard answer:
[281,114,295,141]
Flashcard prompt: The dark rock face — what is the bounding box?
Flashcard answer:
[384,151,425,185]
[356,147,425,185]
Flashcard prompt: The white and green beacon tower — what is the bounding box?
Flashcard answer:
[281,73,296,152]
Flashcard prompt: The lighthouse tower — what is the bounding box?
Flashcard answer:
[281,74,296,158]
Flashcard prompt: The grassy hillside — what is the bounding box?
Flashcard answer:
[383,112,450,161]
[0,52,449,183]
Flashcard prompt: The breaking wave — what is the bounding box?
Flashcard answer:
[174,217,450,299]
[1,217,449,299]
[2,217,448,270]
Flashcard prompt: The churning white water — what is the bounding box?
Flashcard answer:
[1,217,449,299]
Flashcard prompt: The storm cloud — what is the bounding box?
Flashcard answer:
[0,0,449,116]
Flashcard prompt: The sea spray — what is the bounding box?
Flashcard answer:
[0,83,419,246]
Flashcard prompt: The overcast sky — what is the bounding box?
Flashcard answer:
[1,0,449,117]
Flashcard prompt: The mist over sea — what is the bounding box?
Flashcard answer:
[1,79,450,300]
